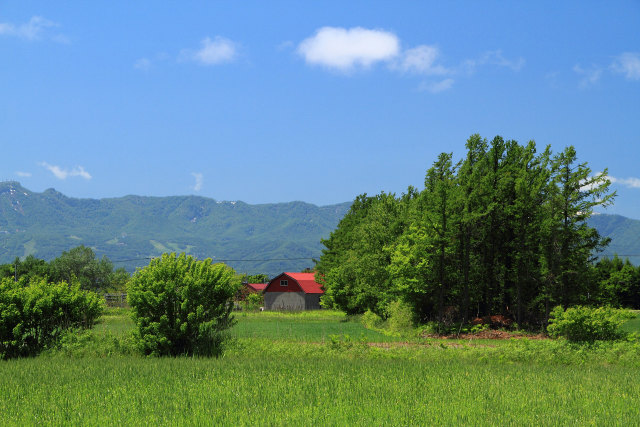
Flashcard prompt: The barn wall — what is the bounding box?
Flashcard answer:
[266,274,303,293]
[264,292,306,310]
[304,293,322,310]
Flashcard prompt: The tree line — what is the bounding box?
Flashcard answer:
[0,246,129,292]
[316,134,635,327]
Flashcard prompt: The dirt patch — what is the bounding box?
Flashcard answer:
[423,330,547,340]
[367,341,467,349]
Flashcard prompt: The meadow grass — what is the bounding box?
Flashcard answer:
[621,310,640,334]
[1,307,639,425]
[232,310,400,343]
[1,351,639,425]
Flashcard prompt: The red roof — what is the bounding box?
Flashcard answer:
[283,272,324,294]
[246,283,267,292]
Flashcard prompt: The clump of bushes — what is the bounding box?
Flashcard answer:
[547,305,636,342]
[127,253,240,357]
[386,300,415,332]
[242,292,263,311]
[0,277,104,359]
[361,309,383,329]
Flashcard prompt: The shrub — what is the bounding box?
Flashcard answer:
[327,334,368,351]
[547,305,636,342]
[0,277,104,359]
[361,309,383,329]
[243,292,263,311]
[386,300,414,332]
[127,253,240,357]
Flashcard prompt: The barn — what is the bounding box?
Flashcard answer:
[263,272,324,310]
[245,283,268,293]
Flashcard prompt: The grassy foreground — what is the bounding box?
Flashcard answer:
[0,308,639,425]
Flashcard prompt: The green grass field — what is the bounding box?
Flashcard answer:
[1,308,639,425]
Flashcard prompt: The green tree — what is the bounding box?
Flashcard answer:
[49,245,123,292]
[317,192,412,316]
[544,147,615,310]
[388,153,459,321]
[127,253,240,357]
[0,256,51,282]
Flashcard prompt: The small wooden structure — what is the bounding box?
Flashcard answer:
[104,292,128,307]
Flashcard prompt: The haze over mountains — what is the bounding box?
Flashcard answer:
[0,181,638,275]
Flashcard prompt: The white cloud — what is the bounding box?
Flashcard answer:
[0,16,65,42]
[39,162,91,180]
[134,58,151,71]
[191,172,203,192]
[479,50,525,71]
[395,45,449,75]
[609,175,640,189]
[419,78,455,93]
[611,52,640,81]
[462,50,525,74]
[297,27,400,71]
[573,64,602,88]
[15,171,31,178]
[277,40,294,51]
[180,36,237,65]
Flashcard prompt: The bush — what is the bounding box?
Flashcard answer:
[243,292,263,311]
[0,277,104,359]
[547,306,636,342]
[386,300,414,332]
[361,309,383,329]
[127,253,240,357]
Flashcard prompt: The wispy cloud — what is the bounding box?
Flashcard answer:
[15,171,31,178]
[611,52,640,81]
[39,162,91,180]
[180,36,238,65]
[134,58,152,71]
[394,45,449,75]
[419,78,455,93]
[479,50,525,71]
[297,27,400,71]
[0,16,67,43]
[573,64,602,88]
[609,175,640,189]
[191,172,203,192]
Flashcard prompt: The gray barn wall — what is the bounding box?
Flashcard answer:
[265,292,306,310]
[304,293,322,310]
[264,292,323,310]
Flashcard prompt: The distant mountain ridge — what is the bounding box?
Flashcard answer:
[587,213,640,265]
[0,181,638,276]
[0,181,350,275]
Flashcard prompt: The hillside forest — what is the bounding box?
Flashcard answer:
[316,134,640,327]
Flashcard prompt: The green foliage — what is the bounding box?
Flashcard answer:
[242,273,269,284]
[317,191,413,316]
[386,300,415,331]
[127,253,240,357]
[319,135,618,325]
[327,333,368,351]
[361,309,383,329]
[49,245,126,292]
[242,292,263,311]
[0,277,104,359]
[547,305,636,342]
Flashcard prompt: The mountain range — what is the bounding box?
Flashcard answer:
[0,181,638,276]
[0,181,350,275]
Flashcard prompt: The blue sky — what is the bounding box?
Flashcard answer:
[1,1,639,218]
